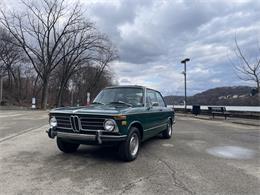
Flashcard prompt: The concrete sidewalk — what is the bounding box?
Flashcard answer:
[176,113,260,127]
[1,111,259,195]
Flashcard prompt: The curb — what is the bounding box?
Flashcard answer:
[177,114,260,127]
[231,121,260,127]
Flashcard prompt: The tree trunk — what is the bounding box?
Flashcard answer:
[0,75,3,103]
[254,74,260,93]
[56,77,70,107]
[41,79,49,109]
[56,85,64,107]
[17,67,22,104]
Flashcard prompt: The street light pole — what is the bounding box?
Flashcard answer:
[181,58,190,112]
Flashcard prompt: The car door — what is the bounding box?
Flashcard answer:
[155,91,169,130]
[144,89,162,137]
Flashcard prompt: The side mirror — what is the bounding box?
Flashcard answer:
[152,102,159,107]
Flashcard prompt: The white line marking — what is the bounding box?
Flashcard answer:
[0,114,24,118]
[0,124,49,143]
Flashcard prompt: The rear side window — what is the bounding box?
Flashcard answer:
[156,92,166,107]
[147,89,158,106]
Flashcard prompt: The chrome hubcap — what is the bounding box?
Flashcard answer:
[129,133,139,156]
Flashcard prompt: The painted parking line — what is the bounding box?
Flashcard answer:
[0,111,48,118]
[0,114,25,118]
[0,124,49,143]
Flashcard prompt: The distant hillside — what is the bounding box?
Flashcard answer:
[164,96,184,105]
[164,86,260,106]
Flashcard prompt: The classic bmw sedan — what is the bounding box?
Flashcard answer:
[47,85,175,161]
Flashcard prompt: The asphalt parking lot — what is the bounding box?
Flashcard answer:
[0,110,259,195]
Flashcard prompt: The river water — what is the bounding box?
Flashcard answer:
[172,105,260,112]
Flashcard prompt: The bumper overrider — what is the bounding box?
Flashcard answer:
[46,127,127,144]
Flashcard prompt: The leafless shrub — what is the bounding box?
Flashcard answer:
[233,37,260,92]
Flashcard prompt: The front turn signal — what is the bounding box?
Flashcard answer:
[114,115,127,120]
[121,121,127,126]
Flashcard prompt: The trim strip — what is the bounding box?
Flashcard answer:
[144,123,167,131]
[126,110,173,116]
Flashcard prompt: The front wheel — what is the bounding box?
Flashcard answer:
[118,127,140,162]
[56,137,80,153]
[162,121,173,139]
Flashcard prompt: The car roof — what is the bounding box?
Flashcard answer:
[105,85,146,90]
[104,85,162,94]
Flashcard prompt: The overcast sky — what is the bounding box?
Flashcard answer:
[3,0,260,96]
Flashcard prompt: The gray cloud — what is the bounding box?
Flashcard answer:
[5,0,260,95]
[93,0,259,95]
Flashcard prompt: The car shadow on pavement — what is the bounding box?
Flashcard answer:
[140,134,166,147]
[73,145,122,162]
[63,135,165,162]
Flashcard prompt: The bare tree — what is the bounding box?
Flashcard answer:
[233,37,260,92]
[71,66,113,106]
[0,28,23,103]
[53,25,115,106]
[0,0,107,108]
[85,44,118,99]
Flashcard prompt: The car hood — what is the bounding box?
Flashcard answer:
[50,104,131,115]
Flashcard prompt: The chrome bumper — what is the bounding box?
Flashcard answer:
[47,128,127,144]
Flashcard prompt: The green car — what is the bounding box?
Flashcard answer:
[47,85,175,161]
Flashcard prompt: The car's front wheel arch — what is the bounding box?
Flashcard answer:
[128,121,143,140]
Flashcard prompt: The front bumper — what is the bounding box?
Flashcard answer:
[46,128,127,144]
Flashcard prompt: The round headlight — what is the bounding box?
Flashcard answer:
[104,119,115,131]
[50,117,57,127]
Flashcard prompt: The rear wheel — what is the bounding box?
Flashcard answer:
[118,127,140,161]
[162,121,172,139]
[56,137,80,153]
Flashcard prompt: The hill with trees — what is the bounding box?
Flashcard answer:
[164,86,260,106]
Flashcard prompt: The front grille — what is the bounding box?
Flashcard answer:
[80,117,105,130]
[54,114,106,131]
[70,115,81,132]
[56,115,72,129]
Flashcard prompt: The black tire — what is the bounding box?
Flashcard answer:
[162,121,172,139]
[118,127,140,162]
[56,137,80,153]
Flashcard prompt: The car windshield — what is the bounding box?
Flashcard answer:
[93,87,144,107]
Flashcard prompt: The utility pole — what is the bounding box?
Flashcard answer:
[181,58,190,112]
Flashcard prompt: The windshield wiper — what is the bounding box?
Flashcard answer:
[92,101,105,105]
[108,101,132,107]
